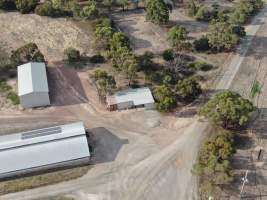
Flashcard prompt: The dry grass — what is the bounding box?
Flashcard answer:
[0,166,91,195]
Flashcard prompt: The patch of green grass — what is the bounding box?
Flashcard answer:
[7,91,20,105]
[0,80,12,93]
[0,165,91,195]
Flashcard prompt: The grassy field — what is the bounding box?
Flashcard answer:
[0,165,91,195]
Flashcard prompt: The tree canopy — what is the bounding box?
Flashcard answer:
[167,25,188,49]
[145,0,169,24]
[198,90,256,129]
[154,85,177,112]
[207,20,240,52]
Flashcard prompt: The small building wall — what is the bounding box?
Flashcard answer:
[144,103,155,110]
[20,92,50,108]
[117,101,134,110]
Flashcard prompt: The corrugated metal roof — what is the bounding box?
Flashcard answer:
[18,62,49,96]
[111,87,154,106]
[0,122,90,175]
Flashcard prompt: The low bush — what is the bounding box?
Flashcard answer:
[64,47,80,62]
[7,91,20,105]
[193,36,210,52]
[188,61,213,71]
[35,0,72,17]
[162,49,174,62]
[15,0,38,13]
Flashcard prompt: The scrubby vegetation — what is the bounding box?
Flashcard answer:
[145,0,169,24]
[64,47,80,62]
[192,130,236,198]
[10,43,45,66]
[15,0,38,13]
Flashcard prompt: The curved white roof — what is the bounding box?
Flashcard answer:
[0,122,90,176]
[17,62,49,96]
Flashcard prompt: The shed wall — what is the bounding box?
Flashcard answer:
[20,92,50,108]
[144,103,155,109]
[117,101,134,110]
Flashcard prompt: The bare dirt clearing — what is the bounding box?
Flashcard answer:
[0,12,95,61]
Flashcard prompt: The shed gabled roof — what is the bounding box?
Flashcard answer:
[109,87,155,106]
[0,122,90,176]
[17,62,49,96]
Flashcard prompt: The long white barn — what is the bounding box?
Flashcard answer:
[0,122,90,178]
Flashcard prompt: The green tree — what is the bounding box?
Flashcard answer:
[198,90,256,129]
[109,32,130,51]
[145,0,169,24]
[64,47,80,62]
[16,0,38,13]
[95,17,114,49]
[176,76,202,102]
[93,69,116,95]
[193,36,210,52]
[10,43,45,66]
[193,131,235,178]
[207,20,240,51]
[154,85,176,112]
[167,25,189,50]
[79,0,99,19]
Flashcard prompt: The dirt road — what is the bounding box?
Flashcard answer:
[1,5,267,200]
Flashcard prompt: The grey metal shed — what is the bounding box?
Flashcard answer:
[17,62,50,108]
[0,122,90,179]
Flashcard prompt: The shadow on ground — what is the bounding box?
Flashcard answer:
[91,127,129,164]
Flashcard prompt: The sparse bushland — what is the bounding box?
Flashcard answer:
[198,90,256,130]
[79,0,99,19]
[34,0,72,17]
[145,0,169,24]
[10,43,45,66]
[229,0,263,25]
[192,130,236,198]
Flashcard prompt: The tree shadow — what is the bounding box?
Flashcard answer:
[47,66,88,107]
[90,127,129,164]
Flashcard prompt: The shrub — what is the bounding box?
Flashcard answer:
[16,0,38,13]
[0,0,16,10]
[188,61,213,71]
[193,36,210,52]
[195,6,213,22]
[154,85,176,112]
[64,47,80,62]
[231,25,246,37]
[137,51,154,71]
[187,0,199,16]
[167,25,188,48]
[176,76,202,102]
[162,49,174,62]
[145,0,169,24]
[35,0,71,17]
[7,91,20,105]
[10,43,45,66]
[79,0,99,19]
